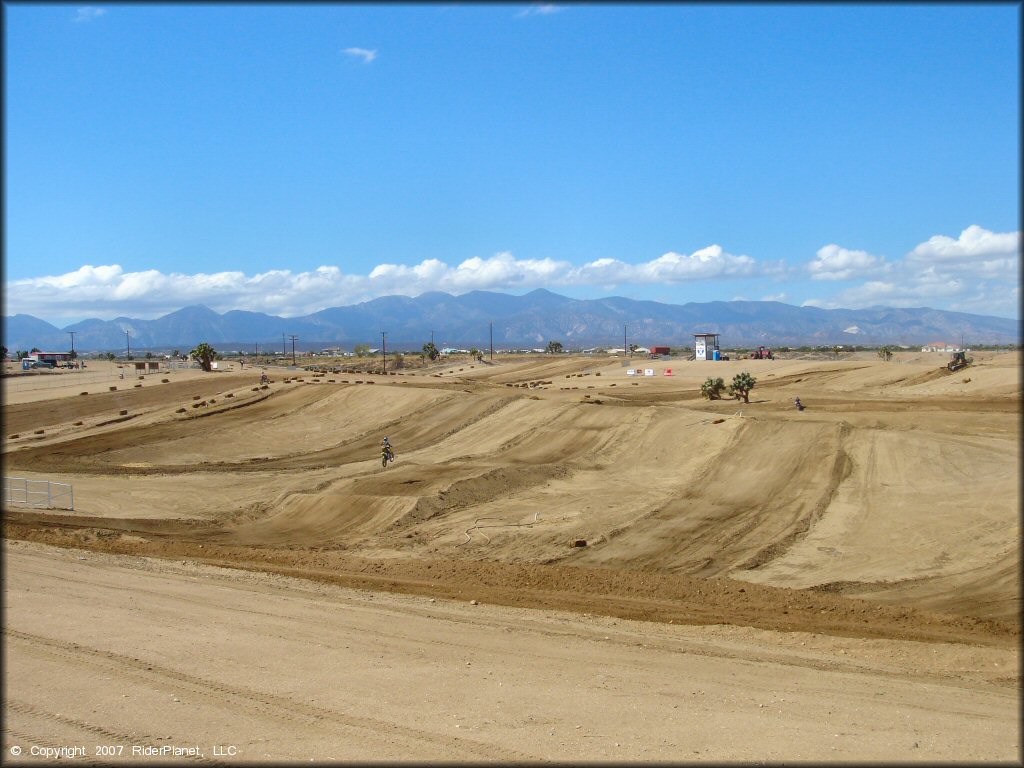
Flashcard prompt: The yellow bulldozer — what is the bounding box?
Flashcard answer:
[947,351,973,372]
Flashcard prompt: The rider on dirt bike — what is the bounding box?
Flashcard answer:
[794,397,804,411]
[381,437,394,463]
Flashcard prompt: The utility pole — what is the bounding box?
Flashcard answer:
[489,322,493,361]
[125,330,131,360]
[624,324,628,358]
[254,342,258,358]
[67,331,76,357]
[289,335,298,366]
[381,332,387,373]
[282,334,286,356]
[431,330,434,346]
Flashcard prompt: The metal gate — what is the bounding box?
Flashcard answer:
[2,477,74,510]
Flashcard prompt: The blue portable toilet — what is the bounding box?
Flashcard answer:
[712,349,721,361]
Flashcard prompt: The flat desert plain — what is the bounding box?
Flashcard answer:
[2,352,1020,762]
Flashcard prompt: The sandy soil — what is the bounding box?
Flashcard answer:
[2,352,1020,762]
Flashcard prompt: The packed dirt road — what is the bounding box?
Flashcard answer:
[4,540,1018,762]
[3,352,1020,761]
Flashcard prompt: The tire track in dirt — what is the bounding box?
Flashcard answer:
[3,701,192,763]
[5,629,529,761]
[2,728,107,765]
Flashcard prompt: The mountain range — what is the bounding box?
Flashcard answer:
[3,289,1018,353]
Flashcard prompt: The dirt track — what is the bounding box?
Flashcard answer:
[3,352,1020,761]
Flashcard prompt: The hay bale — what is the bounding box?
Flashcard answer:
[119,410,128,416]
[80,391,88,396]
[569,539,587,548]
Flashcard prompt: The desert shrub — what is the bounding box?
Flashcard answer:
[701,377,726,400]
[728,372,757,403]
[190,342,217,372]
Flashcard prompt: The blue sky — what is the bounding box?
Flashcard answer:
[4,3,1020,326]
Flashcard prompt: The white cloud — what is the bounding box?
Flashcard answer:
[568,245,766,285]
[808,244,888,281]
[343,47,378,63]
[804,225,1020,317]
[74,7,106,22]
[516,4,563,18]
[908,225,1020,265]
[5,245,777,322]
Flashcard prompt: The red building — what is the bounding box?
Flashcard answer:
[650,345,671,355]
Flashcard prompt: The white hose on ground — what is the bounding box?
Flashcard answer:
[459,511,542,546]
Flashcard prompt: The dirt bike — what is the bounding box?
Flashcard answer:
[381,447,395,468]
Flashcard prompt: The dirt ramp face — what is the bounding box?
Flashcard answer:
[572,419,850,576]
[736,422,1020,620]
[223,493,419,546]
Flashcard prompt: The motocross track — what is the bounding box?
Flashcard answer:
[3,352,1020,762]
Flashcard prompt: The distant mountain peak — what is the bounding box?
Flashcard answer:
[3,291,1017,351]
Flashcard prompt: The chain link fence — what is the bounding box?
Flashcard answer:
[3,477,74,510]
